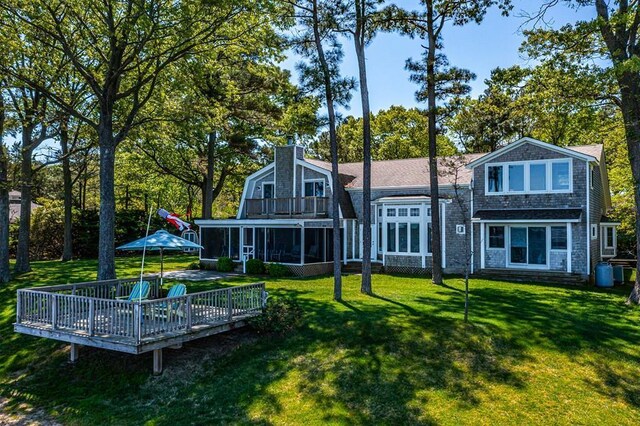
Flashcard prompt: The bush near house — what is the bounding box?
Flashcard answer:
[266,263,292,277]
[216,257,234,272]
[245,258,265,275]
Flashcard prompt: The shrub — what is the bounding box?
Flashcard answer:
[216,257,235,272]
[186,261,200,270]
[245,258,265,275]
[267,263,292,278]
[249,297,303,335]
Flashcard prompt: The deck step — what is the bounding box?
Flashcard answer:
[474,269,587,286]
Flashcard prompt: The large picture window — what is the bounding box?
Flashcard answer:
[552,162,570,190]
[383,204,425,255]
[508,164,525,192]
[486,159,571,194]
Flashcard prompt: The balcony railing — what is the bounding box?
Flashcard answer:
[245,197,329,218]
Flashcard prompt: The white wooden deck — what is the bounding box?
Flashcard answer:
[14,278,267,373]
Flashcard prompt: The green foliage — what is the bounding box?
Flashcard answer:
[245,258,265,275]
[310,106,458,161]
[186,261,200,271]
[266,263,292,278]
[216,257,235,272]
[248,297,303,334]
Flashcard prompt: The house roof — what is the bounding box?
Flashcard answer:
[472,208,583,222]
[465,137,600,169]
[306,153,487,190]
[8,191,41,223]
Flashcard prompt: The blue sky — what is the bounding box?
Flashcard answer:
[283,0,597,115]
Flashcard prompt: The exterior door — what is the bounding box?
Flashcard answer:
[359,224,377,261]
[509,226,547,267]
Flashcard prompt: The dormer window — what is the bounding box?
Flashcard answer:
[486,159,572,195]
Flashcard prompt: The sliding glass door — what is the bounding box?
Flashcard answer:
[509,226,547,267]
[527,227,547,265]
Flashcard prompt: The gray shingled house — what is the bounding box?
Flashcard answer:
[196,137,618,282]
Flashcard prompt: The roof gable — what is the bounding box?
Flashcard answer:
[465,137,598,169]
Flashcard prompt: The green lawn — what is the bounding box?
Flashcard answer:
[1,255,639,425]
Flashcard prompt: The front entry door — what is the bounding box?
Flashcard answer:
[359,224,377,260]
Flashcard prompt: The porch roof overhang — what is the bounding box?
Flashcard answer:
[472,208,582,223]
[194,218,336,228]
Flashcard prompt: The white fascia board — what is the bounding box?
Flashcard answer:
[236,163,275,219]
[470,218,581,223]
[345,184,466,192]
[465,137,597,169]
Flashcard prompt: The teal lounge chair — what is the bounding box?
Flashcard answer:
[166,283,187,299]
[116,281,151,302]
[153,284,187,319]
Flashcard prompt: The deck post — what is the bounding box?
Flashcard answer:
[88,299,95,336]
[70,343,79,363]
[153,349,162,375]
[51,294,57,330]
[227,288,233,321]
[133,304,141,344]
[186,295,192,331]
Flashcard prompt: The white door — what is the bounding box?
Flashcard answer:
[359,224,377,260]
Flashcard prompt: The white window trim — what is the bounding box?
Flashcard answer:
[379,203,433,258]
[487,225,506,249]
[485,159,573,195]
[482,224,570,271]
[261,181,274,198]
[602,225,616,249]
[303,178,325,197]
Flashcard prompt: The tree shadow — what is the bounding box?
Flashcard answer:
[3,277,638,424]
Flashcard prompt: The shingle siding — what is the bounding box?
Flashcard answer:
[471,141,590,276]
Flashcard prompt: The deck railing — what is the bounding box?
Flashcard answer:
[245,197,329,218]
[16,282,267,344]
[34,276,162,299]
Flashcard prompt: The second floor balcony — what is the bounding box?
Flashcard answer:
[245,197,329,218]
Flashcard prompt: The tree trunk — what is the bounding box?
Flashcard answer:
[15,126,34,274]
[312,0,342,300]
[427,2,443,285]
[617,77,640,304]
[202,132,216,219]
[0,94,9,283]
[60,121,74,261]
[97,114,117,280]
[354,3,372,295]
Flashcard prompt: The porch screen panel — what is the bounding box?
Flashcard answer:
[256,228,266,260]
[325,229,341,262]
[230,228,240,260]
[201,227,229,259]
[267,228,301,263]
[305,228,326,263]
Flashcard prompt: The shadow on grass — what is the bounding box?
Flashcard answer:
[2,274,640,423]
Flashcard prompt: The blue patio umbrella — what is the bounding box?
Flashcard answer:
[117,230,203,286]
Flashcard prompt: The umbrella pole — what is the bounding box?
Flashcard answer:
[160,248,164,290]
